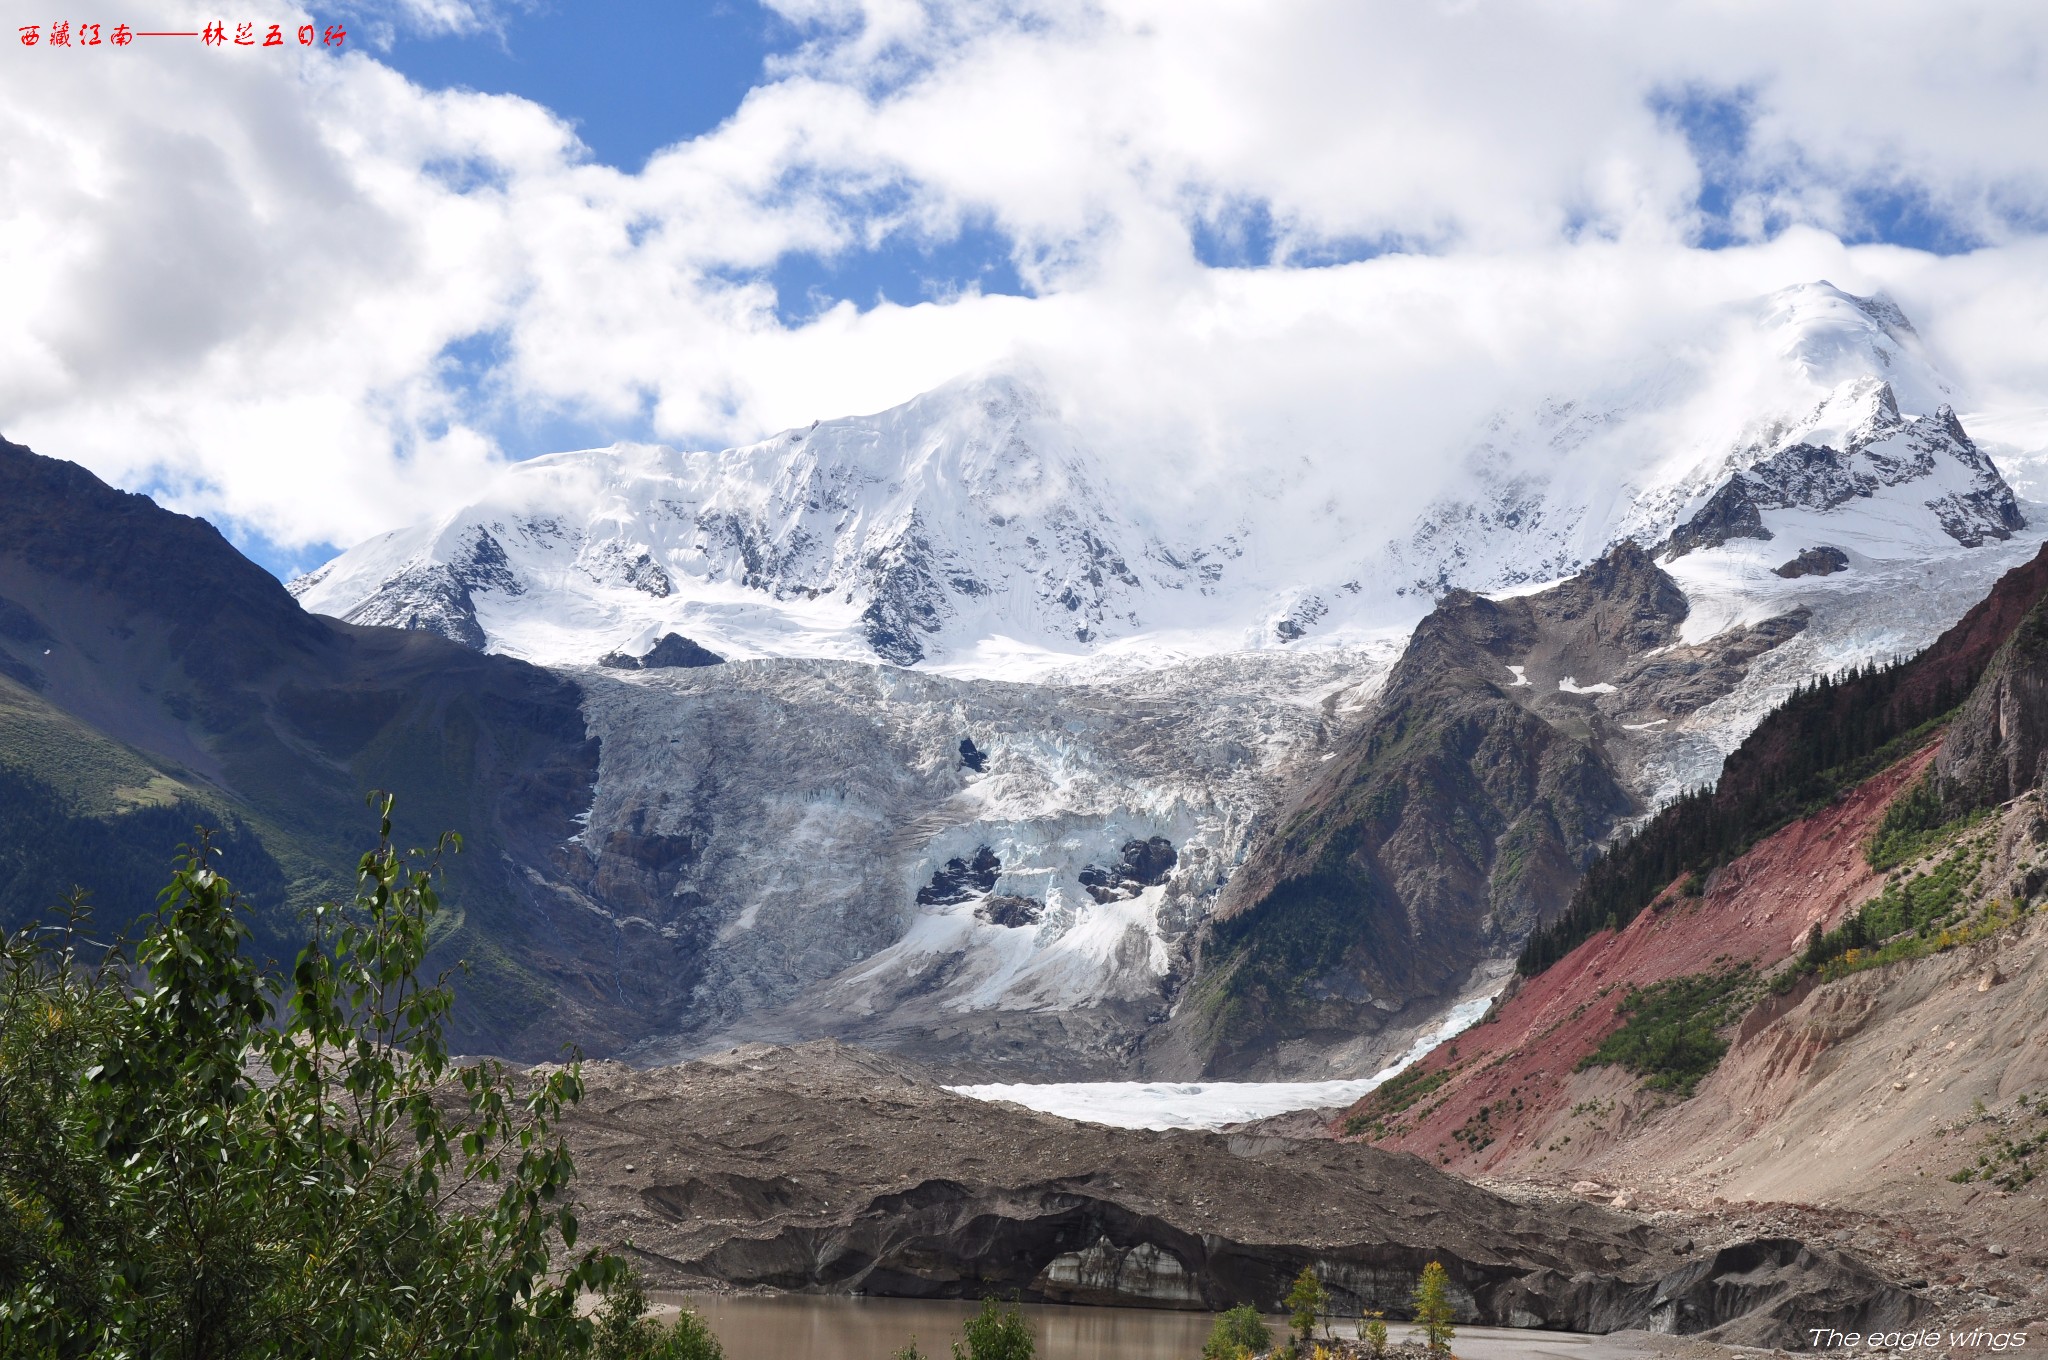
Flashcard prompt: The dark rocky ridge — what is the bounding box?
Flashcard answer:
[917,846,1001,906]
[600,632,724,670]
[552,1043,1923,1347]
[335,525,527,650]
[1080,836,1177,903]
[1774,546,1850,579]
[1936,568,2048,813]
[975,894,1044,928]
[1171,543,1808,1078]
[0,438,617,1057]
[1662,390,2022,561]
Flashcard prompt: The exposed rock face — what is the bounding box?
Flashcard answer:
[582,541,673,597]
[330,525,528,651]
[599,632,724,670]
[1936,591,2048,812]
[551,1043,1920,1348]
[1352,745,1937,1171]
[1080,837,1177,903]
[1325,762,2048,1345]
[1273,595,1328,643]
[1175,543,1805,1077]
[917,846,1002,906]
[957,736,988,772]
[1775,546,1851,579]
[1664,479,1773,556]
[336,561,489,649]
[1663,387,2023,562]
[976,894,1044,928]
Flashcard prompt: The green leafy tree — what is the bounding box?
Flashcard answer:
[592,1268,724,1359]
[1202,1303,1272,1359]
[951,1297,1034,1360]
[1361,1310,1388,1357]
[1285,1267,1327,1344]
[1412,1261,1456,1356]
[0,797,634,1358]
[892,1343,929,1360]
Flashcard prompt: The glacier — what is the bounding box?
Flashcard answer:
[288,280,2048,1082]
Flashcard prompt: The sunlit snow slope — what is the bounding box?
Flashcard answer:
[293,377,1258,675]
[298,283,2025,682]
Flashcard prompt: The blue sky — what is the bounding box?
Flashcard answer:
[374,4,783,169]
[346,0,1031,522]
[379,4,1030,315]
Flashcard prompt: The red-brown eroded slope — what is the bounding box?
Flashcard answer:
[1343,742,1938,1175]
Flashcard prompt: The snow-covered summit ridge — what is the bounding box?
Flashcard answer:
[1368,281,2020,605]
[293,282,2025,672]
[292,374,1245,671]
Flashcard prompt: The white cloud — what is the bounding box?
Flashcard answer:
[3,0,2048,562]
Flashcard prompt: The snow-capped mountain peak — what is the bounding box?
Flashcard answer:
[1365,282,2021,611]
[294,283,2027,674]
[1762,280,1949,415]
[291,373,1236,671]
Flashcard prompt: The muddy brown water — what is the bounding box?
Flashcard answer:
[649,1293,1656,1360]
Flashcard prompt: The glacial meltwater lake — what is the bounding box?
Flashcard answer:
[651,1294,1653,1360]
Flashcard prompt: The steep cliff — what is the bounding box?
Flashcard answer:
[1174,543,1807,1076]
[554,1042,1925,1348]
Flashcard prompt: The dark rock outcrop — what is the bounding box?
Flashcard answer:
[1176,544,1673,1075]
[1775,546,1850,579]
[976,894,1043,928]
[860,520,949,665]
[1176,541,1808,1077]
[958,736,988,772]
[1664,390,2022,562]
[1274,596,1328,643]
[1612,607,1809,719]
[1080,837,1177,903]
[333,525,529,651]
[599,632,724,670]
[338,561,488,649]
[917,846,1001,906]
[1666,478,1773,557]
[1936,582,2048,811]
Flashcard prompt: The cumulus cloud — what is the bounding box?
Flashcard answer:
[3,0,2047,565]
